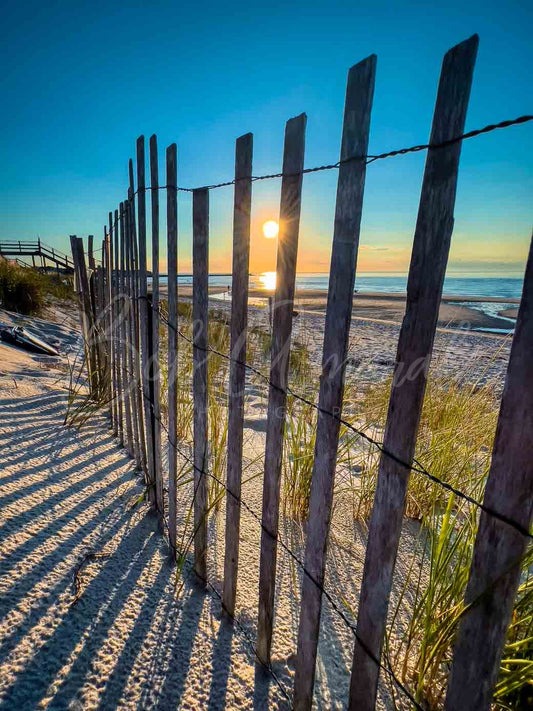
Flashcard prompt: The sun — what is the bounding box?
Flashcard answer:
[262,220,279,239]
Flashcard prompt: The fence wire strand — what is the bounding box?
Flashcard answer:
[152,114,532,192]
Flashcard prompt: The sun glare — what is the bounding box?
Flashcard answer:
[259,271,277,291]
[262,220,279,239]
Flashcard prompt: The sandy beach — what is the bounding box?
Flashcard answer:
[158,285,519,334]
[0,293,513,709]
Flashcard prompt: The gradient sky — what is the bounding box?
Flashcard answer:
[1,0,531,275]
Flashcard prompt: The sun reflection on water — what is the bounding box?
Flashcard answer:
[258,271,277,290]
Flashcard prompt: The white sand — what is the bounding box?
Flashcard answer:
[0,308,294,710]
[0,301,509,709]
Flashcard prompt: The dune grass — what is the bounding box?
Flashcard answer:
[385,490,533,711]
[350,373,499,520]
[0,259,73,315]
[350,374,531,710]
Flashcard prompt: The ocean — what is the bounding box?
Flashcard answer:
[158,272,523,300]
[154,272,523,333]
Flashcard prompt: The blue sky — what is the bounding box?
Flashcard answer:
[1,0,531,274]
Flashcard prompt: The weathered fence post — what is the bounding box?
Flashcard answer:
[129,162,148,478]
[125,199,141,466]
[98,243,110,410]
[88,234,96,271]
[70,234,90,382]
[256,113,307,663]
[445,233,533,710]
[150,135,164,524]
[166,143,178,554]
[293,56,376,709]
[349,35,478,711]
[106,223,116,433]
[222,132,253,617]
[92,268,108,389]
[121,201,135,458]
[113,208,124,446]
[70,235,99,396]
[137,136,158,508]
[193,187,209,581]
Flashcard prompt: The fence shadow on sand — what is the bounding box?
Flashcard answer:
[0,389,285,710]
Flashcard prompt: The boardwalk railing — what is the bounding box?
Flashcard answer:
[0,239,76,273]
[69,34,533,711]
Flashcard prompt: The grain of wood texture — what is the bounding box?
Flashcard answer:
[100,248,110,387]
[88,234,96,271]
[166,143,178,554]
[125,202,140,463]
[349,36,478,711]
[108,214,118,437]
[95,261,108,397]
[137,136,158,508]
[91,265,107,388]
[105,227,115,429]
[222,132,253,617]
[256,113,306,663]
[71,236,99,396]
[124,201,139,463]
[128,161,148,479]
[119,204,133,455]
[113,209,124,446]
[293,57,376,711]
[128,198,142,465]
[69,235,96,395]
[445,233,533,710]
[129,192,147,474]
[193,187,209,582]
[150,135,163,520]
[69,235,85,337]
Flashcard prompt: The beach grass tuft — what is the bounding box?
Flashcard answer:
[0,259,73,315]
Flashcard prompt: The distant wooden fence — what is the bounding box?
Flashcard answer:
[69,34,533,711]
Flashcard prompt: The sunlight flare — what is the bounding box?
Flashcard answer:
[262,220,279,239]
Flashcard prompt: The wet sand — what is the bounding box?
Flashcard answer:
[156,285,518,333]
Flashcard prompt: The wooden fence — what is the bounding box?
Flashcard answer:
[69,34,533,711]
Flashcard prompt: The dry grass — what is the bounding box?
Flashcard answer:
[0,259,73,315]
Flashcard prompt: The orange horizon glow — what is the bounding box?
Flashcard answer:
[154,224,530,277]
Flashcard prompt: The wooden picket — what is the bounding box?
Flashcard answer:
[113,207,124,447]
[445,232,533,710]
[120,201,134,457]
[222,132,253,617]
[137,136,159,508]
[105,224,116,434]
[128,163,148,478]
[257,113,307,663]
[126,197,142,469]
[166,143,178,553]
[150,134,164,522]
[293,55,376,710]
[192,187,209,581]
[88,234,96,270]
[70,235,99,396]
[350,35,478,710]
